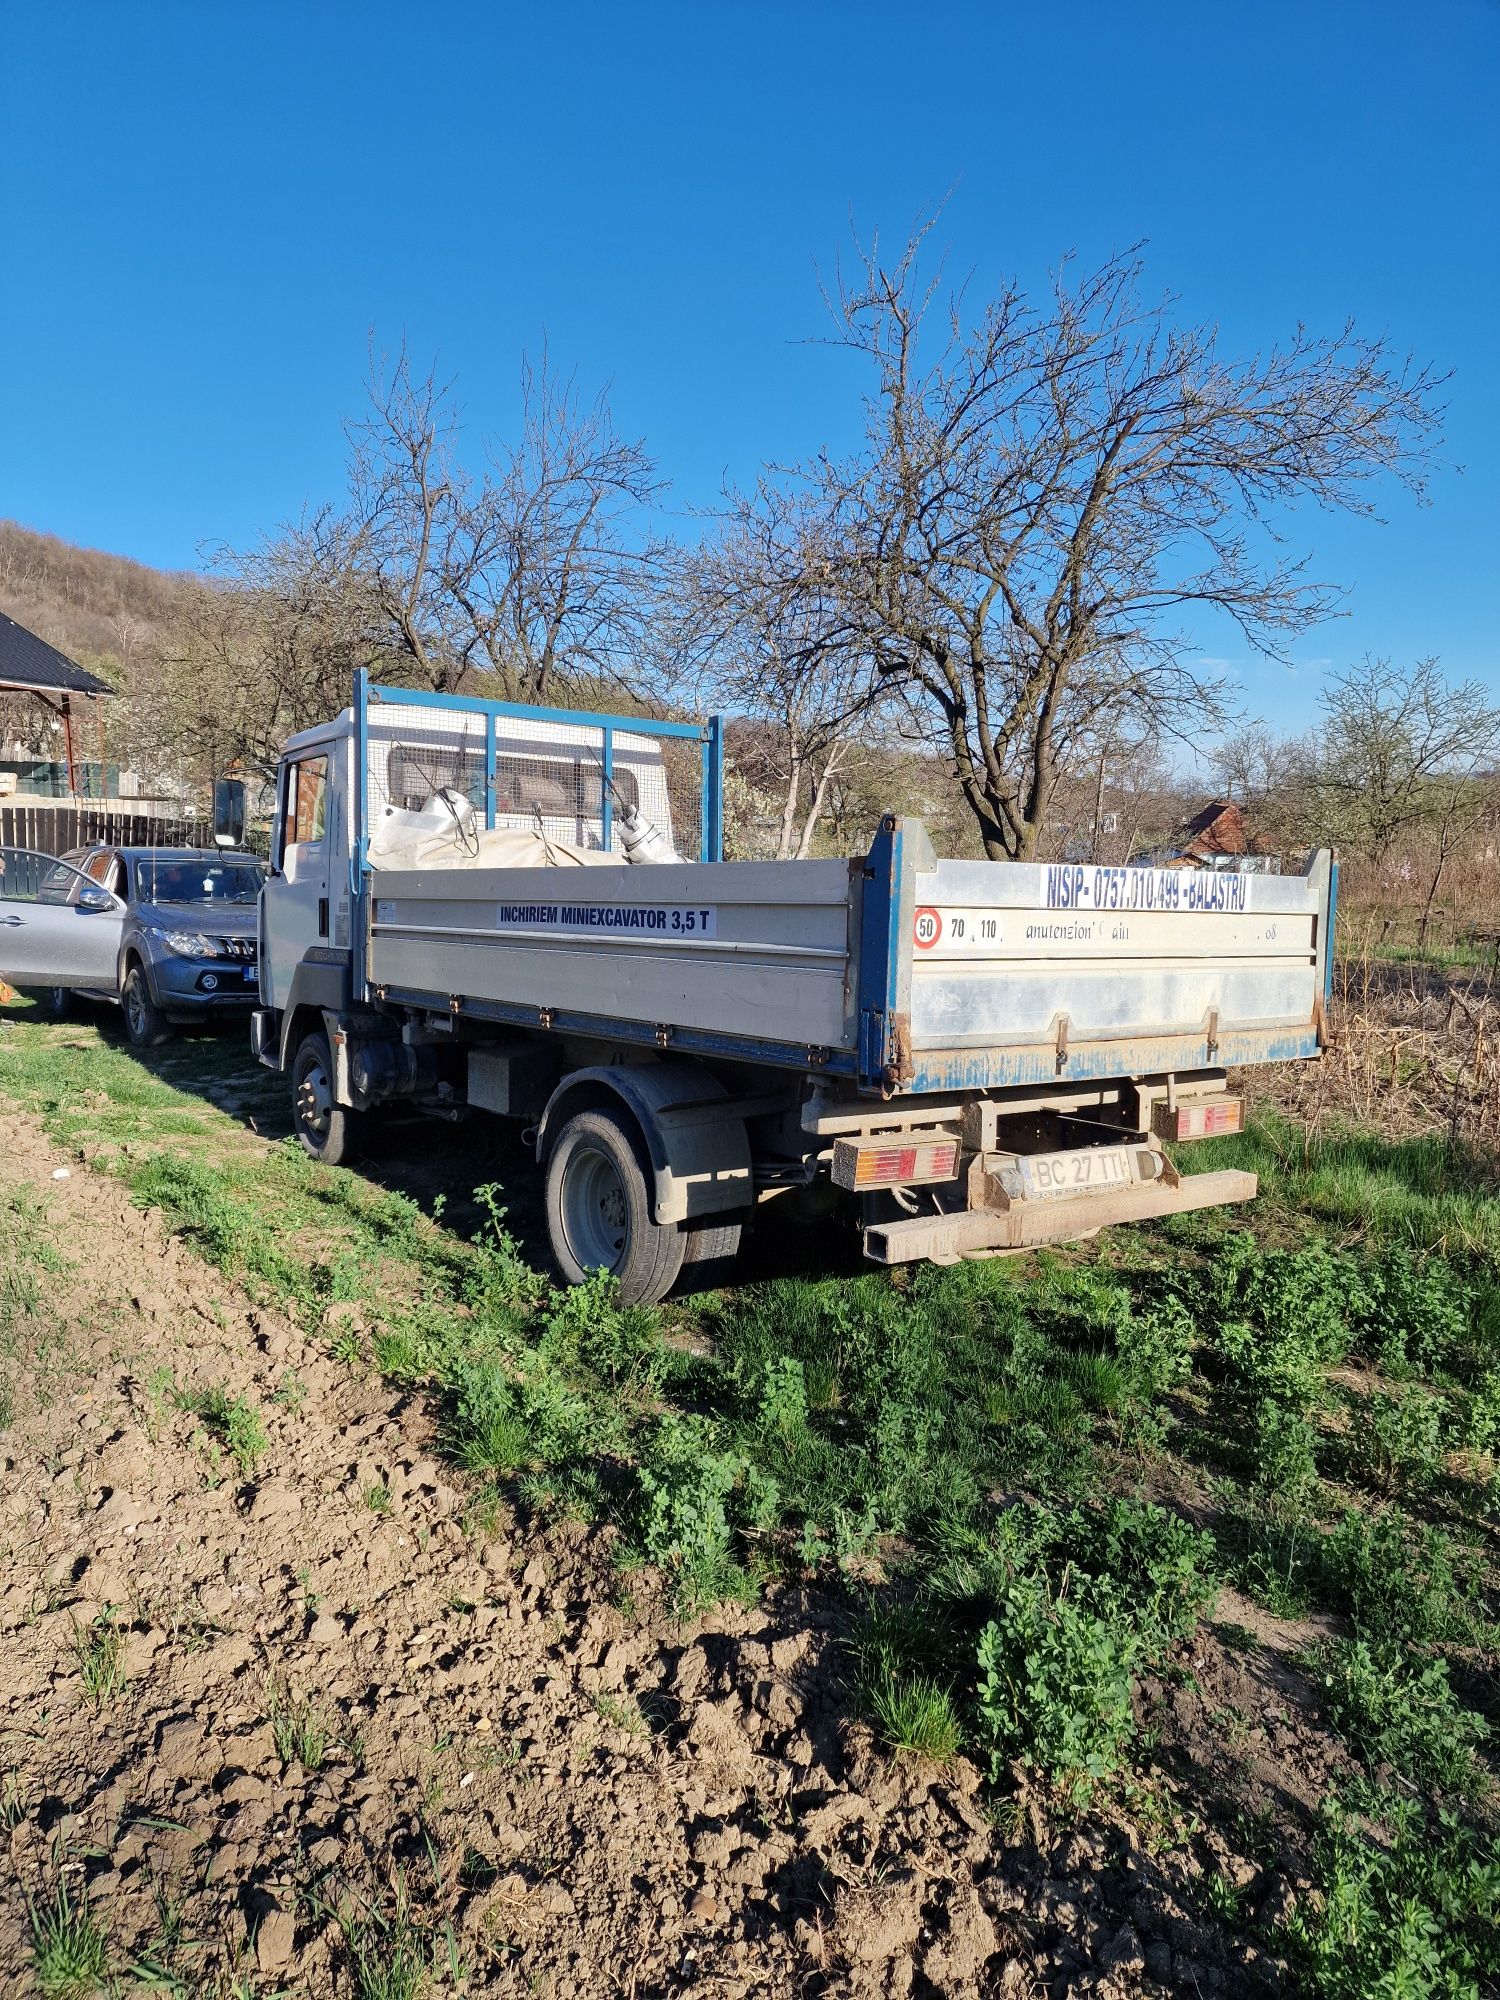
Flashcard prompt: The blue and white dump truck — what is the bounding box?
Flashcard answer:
[242,674,1335,1302]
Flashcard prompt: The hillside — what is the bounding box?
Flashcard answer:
[0,519,198,681]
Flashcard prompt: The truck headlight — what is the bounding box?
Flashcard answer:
[154,928,224,958]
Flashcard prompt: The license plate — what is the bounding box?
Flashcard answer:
[1015,1145,1135,1201]
[243,967,258,984]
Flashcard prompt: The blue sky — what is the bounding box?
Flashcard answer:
[1,0,1495,735]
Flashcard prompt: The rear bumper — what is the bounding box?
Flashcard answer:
[863,1167,1258,1264]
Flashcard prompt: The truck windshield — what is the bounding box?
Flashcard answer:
[135,860,266,905]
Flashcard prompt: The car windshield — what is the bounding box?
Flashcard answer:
[134,859,265,906]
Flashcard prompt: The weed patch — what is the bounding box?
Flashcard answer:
[1312,1639,1489,1800]
[27,1872,109,1996]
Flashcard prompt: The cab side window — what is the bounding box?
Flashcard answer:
[84,852,124,896]
[279,756,328,863]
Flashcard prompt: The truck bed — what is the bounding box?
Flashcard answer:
[364,825,1334,1096]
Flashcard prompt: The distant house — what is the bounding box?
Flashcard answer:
[1146,798,1283,873]
[0,610,113,703]
[0,611,114,799]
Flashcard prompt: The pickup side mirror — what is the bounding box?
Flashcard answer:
[78,884,118,913]
[214,777,246,849]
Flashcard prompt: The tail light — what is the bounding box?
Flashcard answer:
[1153,1097,1243,1142]
[832,1135,960,1191]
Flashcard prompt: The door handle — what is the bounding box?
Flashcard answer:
[317,896,329,939]
[1,915,24,925]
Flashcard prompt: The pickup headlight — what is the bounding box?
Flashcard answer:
[153,928,225,958]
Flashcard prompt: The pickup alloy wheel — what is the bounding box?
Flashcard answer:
[292,1030,365,1167]
[122,965,170,1048]
[545,1106,686,1305]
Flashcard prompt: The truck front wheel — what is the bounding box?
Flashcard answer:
[292,1031,365,1167]
[544,1106,686,1305]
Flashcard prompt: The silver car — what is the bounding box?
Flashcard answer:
[0,844,265,1046]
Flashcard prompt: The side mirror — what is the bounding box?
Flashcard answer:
[214,777,246,849]
[78,884,117,914]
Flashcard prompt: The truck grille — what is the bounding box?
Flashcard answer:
[219,937,257,961]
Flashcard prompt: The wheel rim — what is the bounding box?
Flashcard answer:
[561,1143,629,1272]
[125,978,145,1036]
[48,988,66,1015]
[296,1057,333,1143]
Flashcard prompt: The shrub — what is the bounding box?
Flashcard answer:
[1252,1402,1321,1509]
[1349,1247,1474,1379]
[1348,1388,1446,1498]
[172,1383,268,1479]
[1314,1639,1488,1800]
[635,1414,748,1607]
[541,1271,661,1393]
[1207,1236,1354,1368]
[1321,1508,1482,1644]
[974,1568,1139,1793]
[1286,1790,1500,1999]
[1072,1497,1218,1647]
[1463,1370,1500,1455]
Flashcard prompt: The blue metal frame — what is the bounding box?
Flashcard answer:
[351,675,726,996]
[1324,857,1339,1008]
[703,715,725,864]
[363,680,713,742]
[856,814,905,1087]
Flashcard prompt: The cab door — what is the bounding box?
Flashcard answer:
[0,848,125,988]
[261,748,331,1010]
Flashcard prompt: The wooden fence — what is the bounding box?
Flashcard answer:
[0,800,210,856]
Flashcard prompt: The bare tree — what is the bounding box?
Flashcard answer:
[345,342,669,701]
[1314,655,1500,943]
[674,483,880,858]
[154,517,382,787]
[811,224,1445,860]
[1315,655,1500,859]
[1210,720,1321,850]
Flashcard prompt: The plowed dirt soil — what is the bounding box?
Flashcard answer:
[1,1106,1335,1997]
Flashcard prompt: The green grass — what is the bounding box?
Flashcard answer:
[1189,1108,1500,1258]
[268,1682,336,1769]
[71,1610,127,1707]
[170,1379,269,1479]
[28,1875,109,1995]
[3,1002,1499,1990]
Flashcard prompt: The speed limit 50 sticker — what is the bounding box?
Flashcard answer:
[914,906,1003,950]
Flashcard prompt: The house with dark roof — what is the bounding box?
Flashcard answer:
[1145,798,1284,873]
[0,610,113,801]
[0,611,114,700]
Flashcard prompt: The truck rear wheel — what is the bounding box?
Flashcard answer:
[292,1031,365,1167]
[544,1106,686,1305]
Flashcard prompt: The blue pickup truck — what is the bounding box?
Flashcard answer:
[0,843,265,1045]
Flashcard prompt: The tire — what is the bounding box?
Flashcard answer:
[122,964,171,1048]
[682,1213,744,1266]
[292,1030,365,1166]
[21,986,73,1022]
[544,1106,686,1305]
